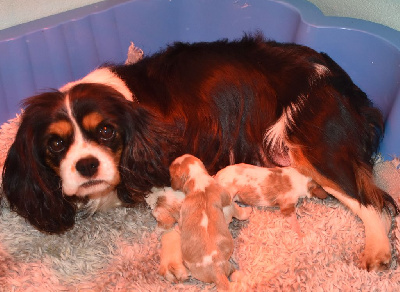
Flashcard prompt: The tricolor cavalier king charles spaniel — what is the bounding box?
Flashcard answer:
[2,34,397,271]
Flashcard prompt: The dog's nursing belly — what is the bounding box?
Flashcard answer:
[2,33,397,271]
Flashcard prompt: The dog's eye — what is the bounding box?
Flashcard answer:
[48,136,65,153]
[97,124,115,141]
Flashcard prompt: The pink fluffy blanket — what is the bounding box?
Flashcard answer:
[1,109,400,291]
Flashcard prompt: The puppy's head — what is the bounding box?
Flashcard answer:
[169,154,210,193]
[2,83,139,233]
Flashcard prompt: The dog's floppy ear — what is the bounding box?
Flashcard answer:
[2,108,76,234]
[118,106,181,202]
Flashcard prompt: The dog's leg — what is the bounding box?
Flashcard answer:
[289,146,393,270]
[159,227,189,282]
[323,187,392,271]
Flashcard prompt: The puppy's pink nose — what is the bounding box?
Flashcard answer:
[76,157,99,177]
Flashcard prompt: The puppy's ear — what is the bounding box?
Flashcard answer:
[220,189,232,207]
[118,106,181,202]
[2,117,76,234]
[169,163,185,191]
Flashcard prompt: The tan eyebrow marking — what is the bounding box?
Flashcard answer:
[47,120,73,137]
[82,112,104,131]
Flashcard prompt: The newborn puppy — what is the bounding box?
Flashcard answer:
[146,183,250,285]
[145,187,188,282]
[169,154,251,290]
[215,163,328,236]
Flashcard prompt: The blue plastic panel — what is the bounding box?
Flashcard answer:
[0,0,399,159]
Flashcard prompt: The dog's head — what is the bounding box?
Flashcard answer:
[2,82,173,233]
[47,84,125,198]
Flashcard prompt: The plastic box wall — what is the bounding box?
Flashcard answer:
[0,0,399,159]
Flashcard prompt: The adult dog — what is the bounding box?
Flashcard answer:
[2,33,396,271]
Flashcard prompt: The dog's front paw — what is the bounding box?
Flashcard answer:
[360,208,393,271]
[360,241,391,271]
[159,261,189,283]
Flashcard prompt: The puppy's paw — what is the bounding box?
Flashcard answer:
[230,270,245,282]
[233,203,253,221]
[159,262,189,283]
[360,243,391,271]
[159,228,188,282]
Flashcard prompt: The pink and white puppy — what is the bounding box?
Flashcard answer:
[169,154,251,290]
[215,164,328,236]
[146,187,185,230]
[145,187,188,282]
[145,184,250,284]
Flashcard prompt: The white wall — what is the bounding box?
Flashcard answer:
[308,0,400,31]
[0,0,103,30]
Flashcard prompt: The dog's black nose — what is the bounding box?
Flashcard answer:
[76,157,99,177]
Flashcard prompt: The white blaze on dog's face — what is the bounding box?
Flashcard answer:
[44,84,125,198]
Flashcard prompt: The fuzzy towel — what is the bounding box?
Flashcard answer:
[1,104,400,291]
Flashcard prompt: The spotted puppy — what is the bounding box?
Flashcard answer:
[168,154,251,290]
[147,184,250,284]
[215,163,328,236]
